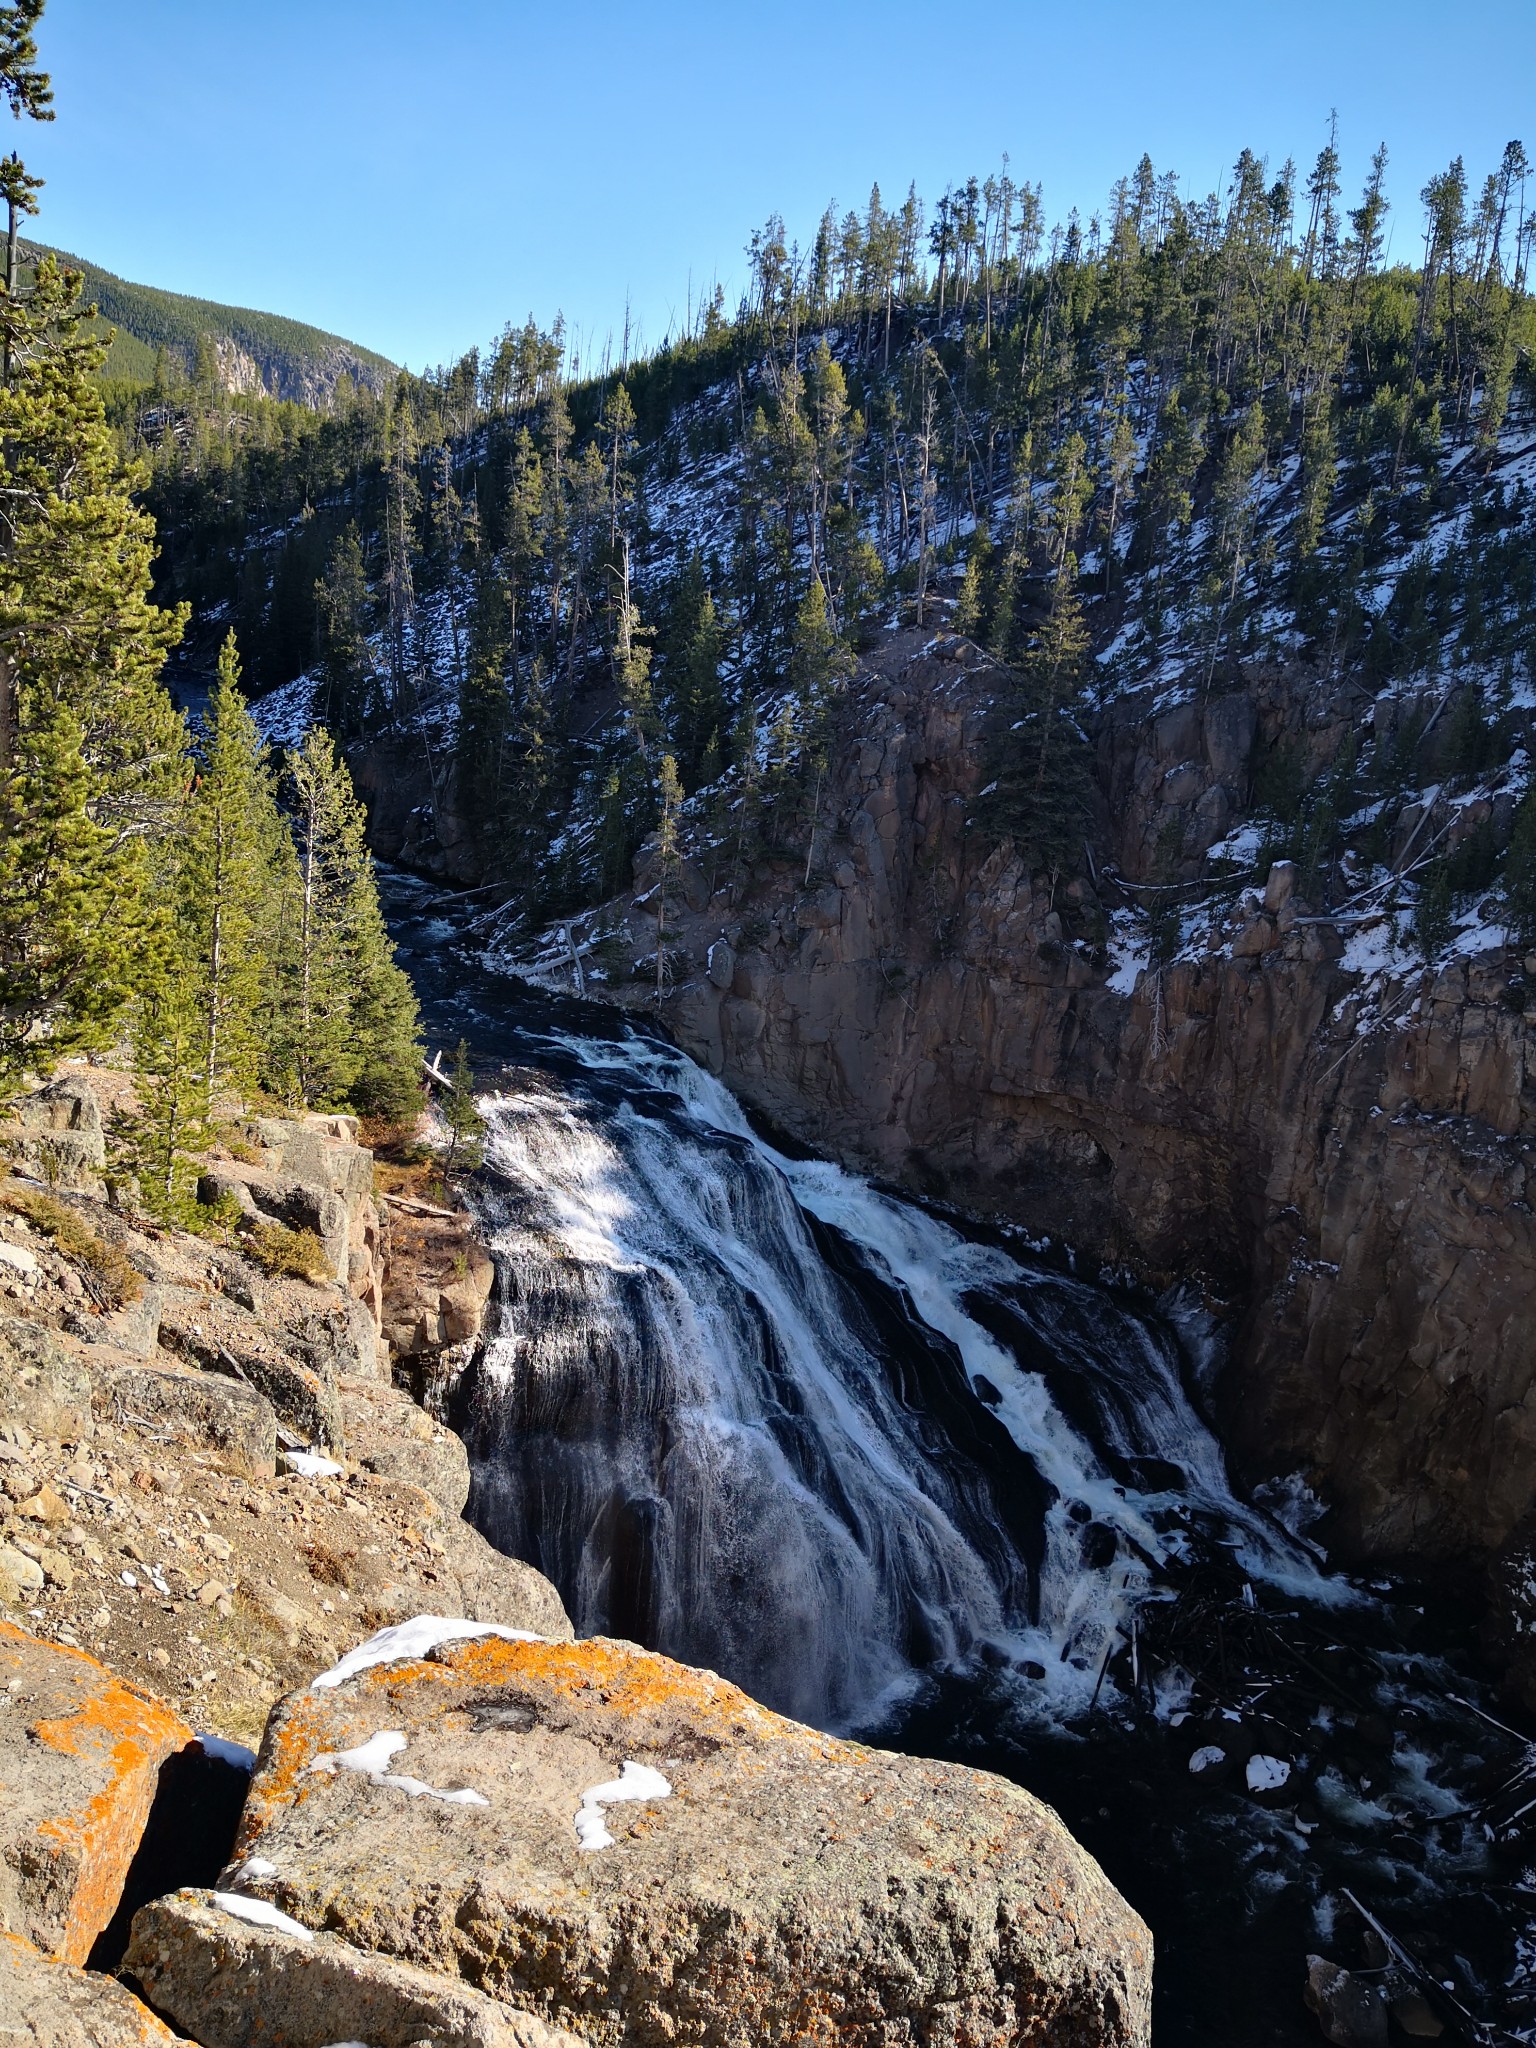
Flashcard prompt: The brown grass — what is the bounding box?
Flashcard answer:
[0,1181,142,1308]
[301,1541,355,1588]
[245,1222,331,1284]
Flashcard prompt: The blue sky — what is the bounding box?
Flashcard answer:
[25,0,1536,373]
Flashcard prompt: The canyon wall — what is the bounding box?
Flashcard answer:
[584,629,1536,1563]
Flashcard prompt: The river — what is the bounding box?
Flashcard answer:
[384,870,1535,2047]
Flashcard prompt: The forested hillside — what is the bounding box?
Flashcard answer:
[0,3,421,1214]
[31,239,395,400]
[129,137,1536,982]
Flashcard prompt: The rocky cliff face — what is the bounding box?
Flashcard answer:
[0,1068,562,1742]
[554,628,1536,1567]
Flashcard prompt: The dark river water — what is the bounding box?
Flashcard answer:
[383,869,1533,2048]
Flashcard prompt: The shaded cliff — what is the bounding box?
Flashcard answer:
[520,626,1536,1566]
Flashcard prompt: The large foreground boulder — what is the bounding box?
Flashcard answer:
[125,1890,586,2048]
[0,1930,190,2044]
[0,1622,193,1963]
[220,1625,1151,2046]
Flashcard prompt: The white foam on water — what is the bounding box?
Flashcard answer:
[459,1024,1344,1735]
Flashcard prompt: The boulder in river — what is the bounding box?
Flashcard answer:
[1304,1954,1389,2046]
[219,1622,1152,2046]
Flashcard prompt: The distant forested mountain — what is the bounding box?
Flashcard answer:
[29,240,395,401]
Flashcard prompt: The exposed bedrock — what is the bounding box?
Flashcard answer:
[592,629,1536,1564]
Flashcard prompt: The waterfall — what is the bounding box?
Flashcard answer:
[379,871,1527,2040]
[455,1023,1333,1732]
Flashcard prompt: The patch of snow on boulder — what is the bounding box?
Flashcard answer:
[311,1614,544,1690]
[575,1760,673,1850]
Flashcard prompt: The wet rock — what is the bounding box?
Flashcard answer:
[0,1621,193,1963]
[101,1364,276,1481]
[1386,1984,1444,2037]
[228,1630,1150,2047]
[0,1318,93,1442]
[1304,1955,1388,2047]
[0,1929,190,2043]
[125,1890,586,2048]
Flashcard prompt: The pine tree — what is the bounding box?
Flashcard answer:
[982,555,1094,880]
[124,979,208,1224]
[274,726,420,1116]
[954,550,984,638]
[0,704,149,1096]
[1504,787,1536,946]
[789,575,853,749]
[653,753,683,1006]
[315,524,375,735]
[0,265,186,1099]
[674,587,726,788]
[180,632,293,1102]
[347,860,423,1122]
[440,1038,485,1171]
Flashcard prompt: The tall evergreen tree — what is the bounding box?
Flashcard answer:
[0,248,185,1094]
[179,632,294,1102]
[274,726,420,1116]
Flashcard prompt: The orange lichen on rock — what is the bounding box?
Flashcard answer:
[236,1630,853,1849]
[0,1620,193,1964]
[227,1627,1152,2046]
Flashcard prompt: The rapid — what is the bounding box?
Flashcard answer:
[385,871,1536,2047]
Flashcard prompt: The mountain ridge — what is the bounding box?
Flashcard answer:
[28,238,396,403]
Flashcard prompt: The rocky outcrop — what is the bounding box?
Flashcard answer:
[198,1108,386,1320]
[570,628,1536,1565]
[219,1627,1151,2047]
[126,1891,586,2048]
[378,1193,496,1387]
[2,1076,107,1195]
[349,735,477,885]
[0,1600,1147,2048]
[1,1930,191,2044]
[0,1070,571,1744]
[0,1622,192,1963]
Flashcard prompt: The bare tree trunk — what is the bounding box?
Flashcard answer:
[0,652,15,776]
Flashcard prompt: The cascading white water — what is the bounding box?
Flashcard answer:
[456,1024,1337,1732]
